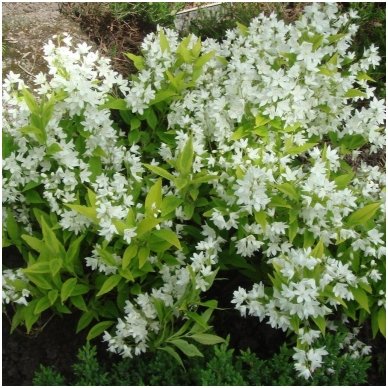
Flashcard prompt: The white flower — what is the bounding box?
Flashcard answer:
[123,227,137,244]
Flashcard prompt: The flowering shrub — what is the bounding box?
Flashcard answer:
[2,3,385,379]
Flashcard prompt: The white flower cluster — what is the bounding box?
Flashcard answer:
[3,33,132,239]
[114,3,385,376]
[2,3,385,378]
[2,269,31,306]
[104,225,223,358]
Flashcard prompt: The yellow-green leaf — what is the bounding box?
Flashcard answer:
[277,182,299,201]
[138,246,150,269]
[34,296,51,315]
[66,204,97,222]
[86,320,114,341]
[152,229,181,249]
[49,258,62,277]
[122,244,138,269]
[61,278,77,303]
[378,308,386,337]
[350,286,370,313]
[144,164,175,181]
[346,202,380,226]
[344,89,367,99]
[311,239,324,259]
[190,333,225,345]
[145,178,162,213]
[96,274,121,297]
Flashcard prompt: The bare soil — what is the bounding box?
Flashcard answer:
[2,2,95,87]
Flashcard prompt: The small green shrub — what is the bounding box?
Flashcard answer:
[32,365,65,386]
[110,2,184,29]
[183,3,303,40]
[33,332,371,386]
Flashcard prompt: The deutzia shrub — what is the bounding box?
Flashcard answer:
[2,4,385,378]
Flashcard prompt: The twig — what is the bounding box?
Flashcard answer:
[17,62,34,77]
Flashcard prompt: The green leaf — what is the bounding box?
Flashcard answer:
[19,125,45,143]
[255,114,271,127]
[159,30,170,52]
[145,178,162,213]
[70,284,90,296]
[46,143,62,155]
[24,301,39,333]
[344,89,367,98]
[24,190,45,204]
[328,33,346,44]
[152,229,181,249]
[96,274,122,297]
[138,246,150,269]
[122,244,138,269]
[177,36,193,63]
[346,202,380,226]
[311,240,324,259]
[41,217,63,256]
[144,164,175,181]
[22,180,42,192]
[177,136,194,176]
[34,296,52,315]
[191,175,218,185]
[76,311,94,333]
[194,50,215,69]
[61,278,77,303]
[99,96,128,110]
[192,37,202,57]
[230,126,246,141]
[357,72,376,82]
[186,311,208,329]
[23,262,51,274]
[49,258,62,277]
[71,295,88,312]
[48,290,58,305]
[161,196,182,217]
[160,346,184,368]
[150,89,177,105]
[26,273,53,290]
[66,234,85,268]
[236,22,248,36]
[6,209,21,245]
[87,188,97,208]
[277,182,299,201]
[118,268,134,281]
[350,286,370,313]
[378,308,386,337]
[184,202,195,219]
[170,339,203,357]
[144,108,158,130]
[312,316,326,334]
[86,320,114,341]
[88,156,102,182]
[125,52,145,71]
[190,333,225,345]
[334,173,354,189]
[66,204,97,222]
[22,88,39,114]
[288,220,298,243]
[21,235,44,253]
[286,142,317,155]
[98,248,118,267]
[269,196,291,209]
[137,217,162,237]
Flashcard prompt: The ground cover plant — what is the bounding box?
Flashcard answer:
[32,333,370,386]
[2,3,386,381]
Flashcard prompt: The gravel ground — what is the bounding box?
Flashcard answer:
[2,2,95,86]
